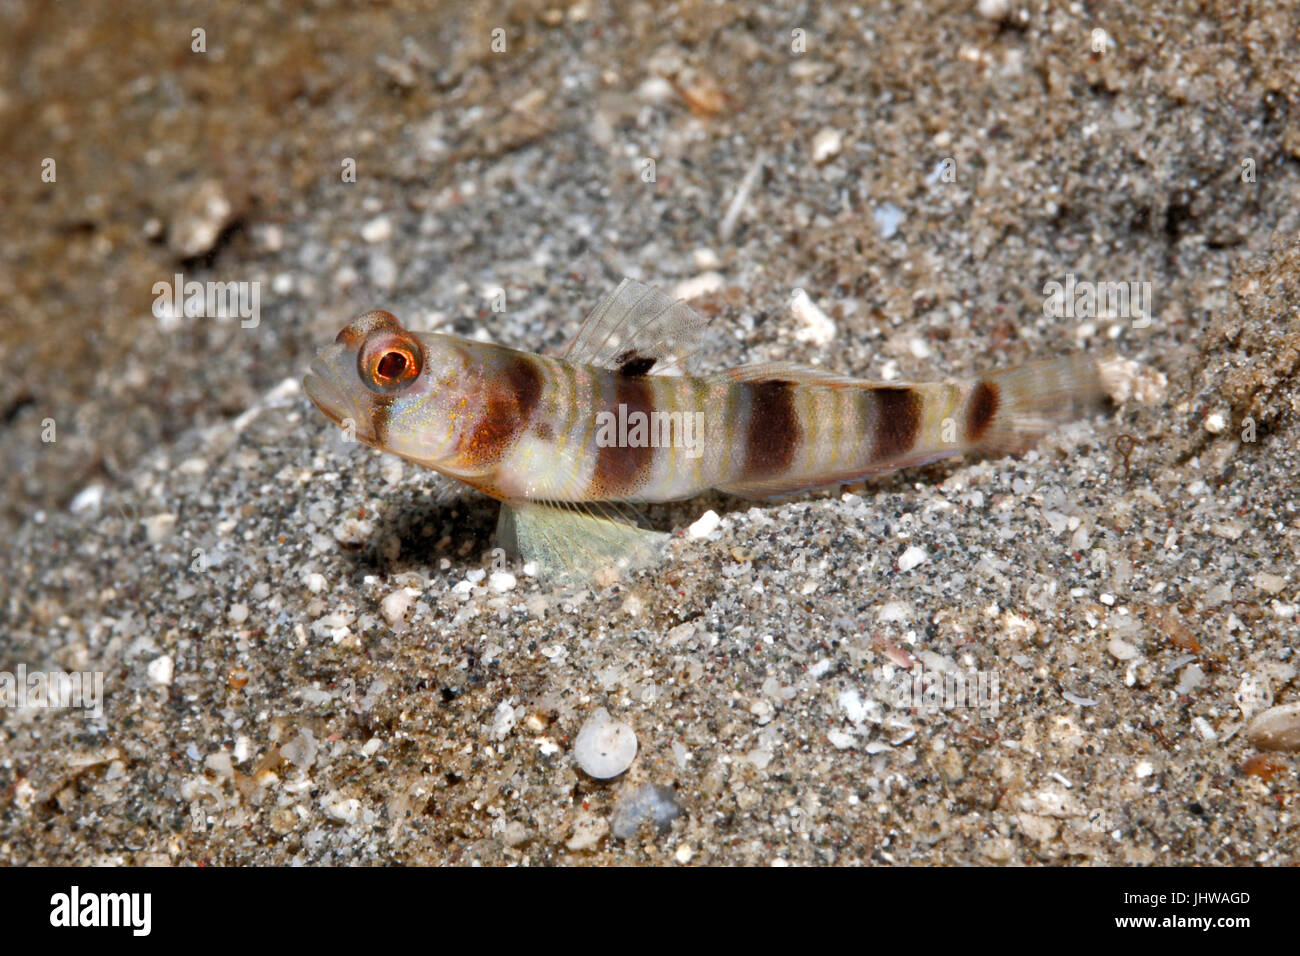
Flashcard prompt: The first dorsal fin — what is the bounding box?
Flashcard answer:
[563,278,712,376]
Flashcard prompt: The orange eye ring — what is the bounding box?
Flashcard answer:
[358,331,423,394]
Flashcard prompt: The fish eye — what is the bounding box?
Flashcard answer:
[376,350,408,380]
[359,332,422,394]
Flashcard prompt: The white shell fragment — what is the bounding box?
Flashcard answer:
[688,510,721,539]
[1245,702,1300,752]
[573,707,638,779]
[791,290,837,345]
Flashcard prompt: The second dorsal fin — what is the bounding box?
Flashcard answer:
[563,278,712,376]
[722,363,868,388]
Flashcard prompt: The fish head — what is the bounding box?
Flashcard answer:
[304,310,479,472]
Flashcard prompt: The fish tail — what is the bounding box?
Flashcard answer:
[962,355,1108,457]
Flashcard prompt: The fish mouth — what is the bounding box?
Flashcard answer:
[303,353,374,442]
[302,359,346,423]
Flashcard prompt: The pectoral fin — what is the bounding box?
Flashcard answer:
[496,499,669,584]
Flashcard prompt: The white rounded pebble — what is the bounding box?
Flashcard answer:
[488,571,517,592]
[894,546,925,567]
[676,843,694,864]
[228,602,249,624]
[692,247,720,270]
[147,655,174,686]
[672,271,725,302]
[811,127,842,164]
[978,0,1012,20]
[1245,702,1300,752]
[142,513,177,544]
[1203,411,1227,434]
[897,546,927,571]
[688,509,721,538]
[380,587,419,627]
[69,484,105,514]
[360,215,393,243]
[1107,638,1138,661]
[573,707,637,779]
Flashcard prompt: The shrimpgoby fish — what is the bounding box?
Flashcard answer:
[304,279,1107,580]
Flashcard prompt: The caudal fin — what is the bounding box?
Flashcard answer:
[964,355,1109,457]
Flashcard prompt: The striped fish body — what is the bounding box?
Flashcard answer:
[455,357,1036,503]
[304,280,1106,578]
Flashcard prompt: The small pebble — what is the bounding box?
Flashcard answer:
[361,215,393,243]
[811,127,842,164]
[380,587,419,627]
[897,546,926,571]
[491,700,517,740]
[169,180,235,258]
[873,203,904,239]
[573,707,637,779]
[1245,702,1300,752]
[141,513,177,544]
[147,655,174,686]
[1254,572,1287,595]
[69,484,105,515]
[566,811,608,851]
[672,271,725,301]
[1107,638,1138,661]
[611,783,681,840]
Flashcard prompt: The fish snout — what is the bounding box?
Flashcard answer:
[303,346,363,430]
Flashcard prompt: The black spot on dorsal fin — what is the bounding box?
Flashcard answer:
[615,350,657,377]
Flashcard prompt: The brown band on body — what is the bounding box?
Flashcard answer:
[869,387,921,460]
[367,394,396,447]
[461,355,544,466]
[742,380,801,480]
[591,374,656,497]
[615,350,657,377]
[964,380,1000,443]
